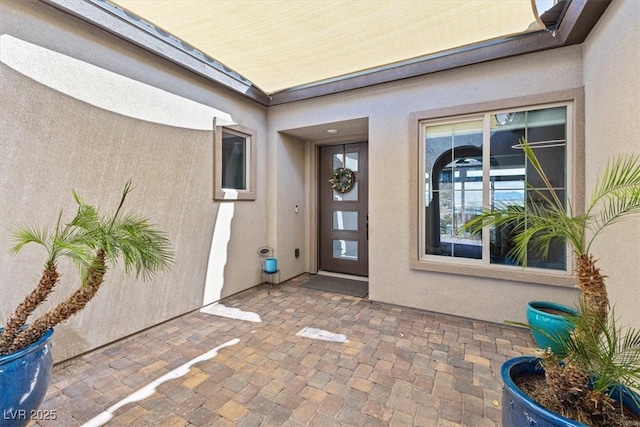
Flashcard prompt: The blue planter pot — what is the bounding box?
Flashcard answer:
[526,301,578,354]
[502,356,640,427]
[265,257,277,274]
[0,329,54,427]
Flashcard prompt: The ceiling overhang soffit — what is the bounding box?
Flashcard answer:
[40,0,611,106]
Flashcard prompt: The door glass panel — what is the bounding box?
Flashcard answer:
[332,240,358,260]
[333,211,358,230]
[333,152,359,171]
[333,182,358,201]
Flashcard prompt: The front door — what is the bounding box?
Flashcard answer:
[319,142,368,276]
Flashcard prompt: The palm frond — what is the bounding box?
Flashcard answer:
[69,202,101,238]
[9,225,51,257]
[463,203,527,235]
[5,181,175,352]
[464,196,582,266]
[585,186,640,253]
[70,183,175,281]
[106,212,175,280]
[518,139,564,210]
[108,180,134,232]
[588,153,640,211]
[513,207,585,262]
[559,304,640,396]
[464,139,583,265]
[465,142,640,265]
[577,154,640,254]
[56,240,94,277]
[9,205,101,268]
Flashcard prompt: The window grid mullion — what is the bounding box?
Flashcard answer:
[482,114,491,265]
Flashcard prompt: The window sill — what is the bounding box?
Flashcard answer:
[214,189,256,201]
[410,257,576,288]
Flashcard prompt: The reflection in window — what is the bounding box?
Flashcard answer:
[214,123,256,201]
[333,182,358,201]
[333,152,359,171]
[333,240,358,260]
[333,211,358,230]
[423,105,568,271]
[222,131,246,190]
[332,151,359,201]
[425,120,483,259]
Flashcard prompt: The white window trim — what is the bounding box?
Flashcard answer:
[213,120,257,201]
[409,89,585,288]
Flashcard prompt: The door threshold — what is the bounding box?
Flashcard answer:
[317,271,368,282]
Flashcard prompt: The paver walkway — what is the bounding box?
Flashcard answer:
[31,274,535,426]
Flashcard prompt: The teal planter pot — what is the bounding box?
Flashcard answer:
[0,329,54,427]
[526,301,578,354]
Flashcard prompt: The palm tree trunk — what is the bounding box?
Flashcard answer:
[0,261,59,355]
[576,253,608,324]
[6,251,107,354]
[538,254,614,425]
[543,354,614,424]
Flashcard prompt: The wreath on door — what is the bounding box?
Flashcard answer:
[330,167,355,193]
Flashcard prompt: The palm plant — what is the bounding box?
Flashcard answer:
[0,215,89,354]
[464,139,640,325]
[0,181,174,355]
[540,302,640,425]
[464,139,640,425]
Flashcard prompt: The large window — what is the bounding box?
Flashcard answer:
[420,104,570,273]
[214,123,256,201]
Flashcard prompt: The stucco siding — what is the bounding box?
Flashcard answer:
[1,0,268,362]
[269,45,589,325]
[274,132,307,280]
[1,0,637,364]
[582,0,640,330]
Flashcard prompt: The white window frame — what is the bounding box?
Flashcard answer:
[213,121,257,201]
[409,89,585,287]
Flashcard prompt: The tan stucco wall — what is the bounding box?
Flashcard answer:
[269,46,586,325]
[269,4,639,327]
[266,0,640,329]
[1,0,637,364]
[1,0,268,362]
[582,0,640,331]
[273,132,307,277]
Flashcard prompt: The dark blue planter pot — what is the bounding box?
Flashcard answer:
[502,356,640,427]
[526,301,578,354]
[0,329,54,427]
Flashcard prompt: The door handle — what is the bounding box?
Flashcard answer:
[366,214,369,240]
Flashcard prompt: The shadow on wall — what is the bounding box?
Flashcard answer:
[0,34,239,320]
[0,34,235,129]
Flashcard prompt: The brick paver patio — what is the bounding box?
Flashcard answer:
[30,274,535,426]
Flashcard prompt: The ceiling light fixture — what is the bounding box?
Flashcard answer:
[327,129,338,134]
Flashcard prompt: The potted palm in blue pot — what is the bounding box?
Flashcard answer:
[502,304,640,426]
[0,329,53,427]
[0,182,174,426]
[465,140,640,426]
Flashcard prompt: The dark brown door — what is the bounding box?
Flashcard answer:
[319,142,368,276]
